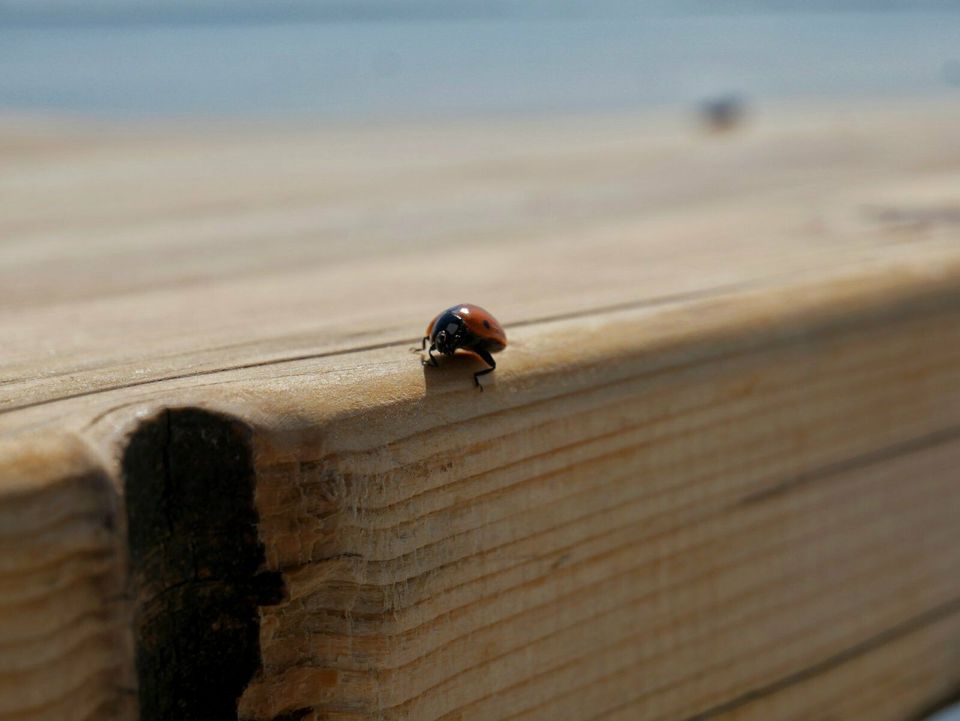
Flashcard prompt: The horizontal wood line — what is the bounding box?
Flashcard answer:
[260,466,960,716]
[0,526,111,553]
[298,348,751,478]
[277,447,953,632]
[0,487,107,522]
[738,423,960,505]
[13,263,959,438]
[304,347,928,517]
[0,678,119,719]
[0,573,121,646]
[284,498,952,668]
[295,354,960,544]
[278,552,960,717]
[279,405,960,589]
[1,279,763,416]
[323,288,960,469]
[284,500,928,641]
[294,456,960,620]
[566,562,960,718]
[0,612,119,657]
[289,406,960,579]
[284,449,957,638]
[381,551,960,719]
[285,456,804,594]
[0,608,119,656]
[0,333,406,415]
[0,554,116,609]
[0,545,113,578]
[0,627,120,681]
[598,641,953,721]
[496,584,960,721]
[0,538,115,579]
[500,615,953,721]
[0,661,124,717]
[287,517,949,662]
[265,493,956,679]
[499,578,960,721]
[293,329,960,499]
[674,596,960,721]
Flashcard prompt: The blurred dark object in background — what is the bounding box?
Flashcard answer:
[699,94,747,133]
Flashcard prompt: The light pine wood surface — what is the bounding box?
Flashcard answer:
[2,102,960,720]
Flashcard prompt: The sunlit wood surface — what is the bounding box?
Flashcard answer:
[2,103,960,720]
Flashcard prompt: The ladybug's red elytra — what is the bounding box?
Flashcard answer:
[417,304,507,390]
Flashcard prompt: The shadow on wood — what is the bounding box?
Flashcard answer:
[122,408,285,721]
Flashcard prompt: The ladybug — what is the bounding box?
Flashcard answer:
[417,304,507,390]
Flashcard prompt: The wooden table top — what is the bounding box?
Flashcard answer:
[2,102,960,445]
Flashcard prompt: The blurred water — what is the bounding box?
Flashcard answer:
[1,5,959,118]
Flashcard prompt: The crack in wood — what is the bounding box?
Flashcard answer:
[678,597,960,721]
[739,423,960,505]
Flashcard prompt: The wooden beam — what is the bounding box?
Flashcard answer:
[1,103,960,720]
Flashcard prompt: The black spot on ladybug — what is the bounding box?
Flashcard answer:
[483,320,491,329]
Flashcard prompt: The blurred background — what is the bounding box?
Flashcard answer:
[2,0,960,120]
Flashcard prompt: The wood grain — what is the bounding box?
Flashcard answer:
[0,434,132,721]
[1,102,960,720]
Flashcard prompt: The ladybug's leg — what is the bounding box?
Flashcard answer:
[423,344,440,367]
[472,349,496,391]
[410,336,430,353]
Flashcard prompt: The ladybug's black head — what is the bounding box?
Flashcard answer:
[432,311,466,356]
